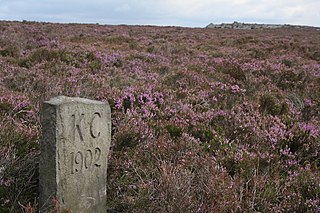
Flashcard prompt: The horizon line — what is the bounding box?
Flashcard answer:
[1,19,319,29]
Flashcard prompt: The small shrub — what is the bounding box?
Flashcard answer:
[18,49,68,68]
[88,60,102,72]
[277,70,306,90]
[282,59,294,67]
[158,66,170,75]
[104,36,135,45]
[0,45,20,58]
[31,48,63,62]
[249,48,266,59]
[201,134,224,154]
[122,97,132,112]
[309,51,320,61]
[259,94,289,116]
[301,104,318,121]
[190,128,214,143]
[86,52,97,61]
[163,72,184,89]
[0,101,11,112]
[147,45,156,53]
[166,124,183,138]
[18,58,33,68]
[216,62,246,82]
[2,153,39,212]
[114,129,140,151]
[234,36,254,46]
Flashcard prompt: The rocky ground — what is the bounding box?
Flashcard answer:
[206,21,320,30]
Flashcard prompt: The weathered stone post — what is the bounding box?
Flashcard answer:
[39,96,111,212]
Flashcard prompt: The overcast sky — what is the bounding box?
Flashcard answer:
[0,0,319,27]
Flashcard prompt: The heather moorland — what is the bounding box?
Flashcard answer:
[0,21,319,212]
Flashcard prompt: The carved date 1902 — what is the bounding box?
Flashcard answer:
[70,147,101,174]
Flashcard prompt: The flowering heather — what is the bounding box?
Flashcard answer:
[0,21,319,212]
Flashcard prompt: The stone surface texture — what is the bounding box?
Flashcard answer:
[205,21,319,30]
[39,96,111,213]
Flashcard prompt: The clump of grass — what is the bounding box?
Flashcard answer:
[104,35,135,45]
[165,124,183,138]
[18,48,69,68]
[249,48,266,59]
[114,128,141,151]
[281,59,294,67]
[0,44,20,58]
[0,124,39,212]
[259,94,289,116]
[216,62,247,82]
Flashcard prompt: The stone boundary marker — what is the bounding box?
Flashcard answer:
[39,96,111,213]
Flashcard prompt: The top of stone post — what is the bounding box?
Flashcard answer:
[45,95,106,106]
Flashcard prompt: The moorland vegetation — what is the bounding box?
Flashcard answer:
[0,21,319,212]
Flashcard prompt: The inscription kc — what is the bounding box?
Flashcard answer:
[70,112,102,174]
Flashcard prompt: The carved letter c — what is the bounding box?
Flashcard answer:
[90,112,101,138]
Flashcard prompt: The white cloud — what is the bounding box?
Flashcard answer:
[0,0,319,27]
